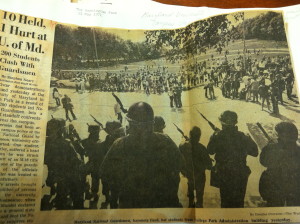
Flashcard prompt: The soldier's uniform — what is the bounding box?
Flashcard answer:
[44,118,85,210]
[81,125,103,201]
[179,126,212,208]
[207,111,258,208]
[260,122,300,207]
[100,102,182,208]
[98,121,124,208]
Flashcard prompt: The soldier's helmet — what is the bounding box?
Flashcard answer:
[88,125,100,133]
[190,126,201,140]
[46,118,66,136]
[275,122,298,141]
[219,110,238,126]
[105,121,122,135]
[154,116,166,132]
[126,102,154,125]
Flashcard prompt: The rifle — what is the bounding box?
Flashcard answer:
[90,114,104,129]
[256,122,274,143]
[196,109,220,132]
[173,123,189,141]
[112,92,128,113]
[68,124,85,163]
[68,124,81,141]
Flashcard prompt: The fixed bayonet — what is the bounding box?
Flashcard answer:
[196,109,220,132]
[173,123,189,141]
[90,114,104,129]
[112,92,128,113]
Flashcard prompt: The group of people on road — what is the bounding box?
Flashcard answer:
[43,100,300,210]
[193,54,296,116]
[52,50,296,119]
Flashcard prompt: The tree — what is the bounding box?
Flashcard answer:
[144,14,231,61]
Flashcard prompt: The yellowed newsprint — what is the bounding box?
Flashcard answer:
[1,6,300,224]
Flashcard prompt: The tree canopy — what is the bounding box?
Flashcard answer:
[52,11,287,69]
[144,11,287,61]
[52,25,161,69]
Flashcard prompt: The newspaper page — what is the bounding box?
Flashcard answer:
[0,9,55,224]
[1,1,300,224]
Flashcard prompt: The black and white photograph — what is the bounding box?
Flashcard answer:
[41,10,300,210]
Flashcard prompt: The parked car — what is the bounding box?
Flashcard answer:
[56,78,90,88]
[56,78,78,88]
[50,77,59,87]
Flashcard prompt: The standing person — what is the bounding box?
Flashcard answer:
[61,94,77,121]
[44,118,85,210]
[224,77,231,98]
[99,121,123,208]
[260,122,300,207]
[276,76,285,105]
[213,72,219,87]
[75,77,80,93]
[251,76,260,103]
[52,88,61,106]
[231,76,240,99]
[174,84,183,108]
[208,79,215,100]
[270,83,279,115]
[44,118,67,208]
[81,125,102,202]
[245,78,252,102]
[285,72,294,100]
[100,102,182,208]
[207,111,258,208]
[258,83,271,111]
[144,79,150,95]
[179,126,212,208]
[168,87,174,108]
[80,78,86,93]
[89,75,95,92]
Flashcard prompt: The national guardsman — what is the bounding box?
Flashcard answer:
[81,125,103,202]
[259,122,300,207]
[100,102,182,208]
[179,126,212,208]
[44,118,85,210]
[207,111,258,208]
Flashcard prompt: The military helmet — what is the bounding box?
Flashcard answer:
[88,125,100,133]
[275,122,298,141]
[190,126,201,140]
[154,116,166,131]
[47,118,65,130]
[105,121,122,135]
[219,110,238,126]
[46,118,66,136]
[126,102,154,124]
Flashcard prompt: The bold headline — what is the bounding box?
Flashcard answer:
[0,11,48,54]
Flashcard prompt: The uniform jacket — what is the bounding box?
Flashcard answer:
[100,132,182,208]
